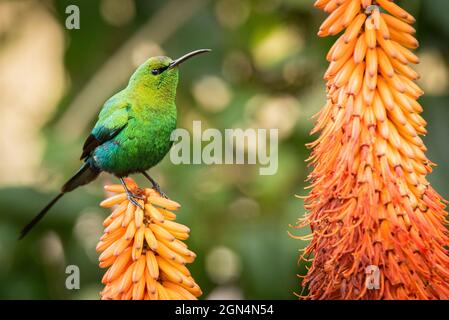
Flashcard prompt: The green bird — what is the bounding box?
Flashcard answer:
[20,49,211,239]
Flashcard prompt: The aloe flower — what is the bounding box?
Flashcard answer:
[97,178,201,300]
[294,0,449,299]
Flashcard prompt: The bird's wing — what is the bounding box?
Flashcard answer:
[80,100,130,160]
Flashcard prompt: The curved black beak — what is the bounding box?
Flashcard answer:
[168,49,211,70]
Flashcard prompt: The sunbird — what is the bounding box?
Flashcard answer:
[20,49,211,239]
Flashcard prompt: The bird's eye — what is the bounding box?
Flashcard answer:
[151,69,159,75]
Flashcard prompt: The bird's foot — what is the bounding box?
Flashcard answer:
[152,184,168,199]
[142,172,168,198]
[120,177,145,209]
[126,192,144,209]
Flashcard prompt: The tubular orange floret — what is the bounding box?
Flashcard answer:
[299,0,449,299]
[98,178,202,300]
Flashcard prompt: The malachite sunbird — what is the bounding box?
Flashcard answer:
[20,49,211,239]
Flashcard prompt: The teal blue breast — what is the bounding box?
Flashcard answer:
[93,112,176,176]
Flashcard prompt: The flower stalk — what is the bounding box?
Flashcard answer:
[295,0,449,299]
[97,178,202,300]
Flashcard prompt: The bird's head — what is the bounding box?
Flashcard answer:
[129,49,211,102]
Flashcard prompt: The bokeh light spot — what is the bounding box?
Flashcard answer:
[205,246,241,284]
[100,0,136,27]
[192,76,232,112]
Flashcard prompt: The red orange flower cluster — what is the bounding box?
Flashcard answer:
[294,0,449,299]
[97,178,202,300]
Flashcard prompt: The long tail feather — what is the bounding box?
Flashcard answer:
[19,193,64,240]
[19,161,101,240]
[62,160,100,193]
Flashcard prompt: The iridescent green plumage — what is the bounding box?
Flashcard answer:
[20,49,211,239]
[91,55,178,176]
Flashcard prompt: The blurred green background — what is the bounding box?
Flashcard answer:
[0,0,448,299]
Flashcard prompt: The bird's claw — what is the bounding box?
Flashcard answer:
[141,172,167,198]
[126,193,144,209]
[152,185,168,199]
